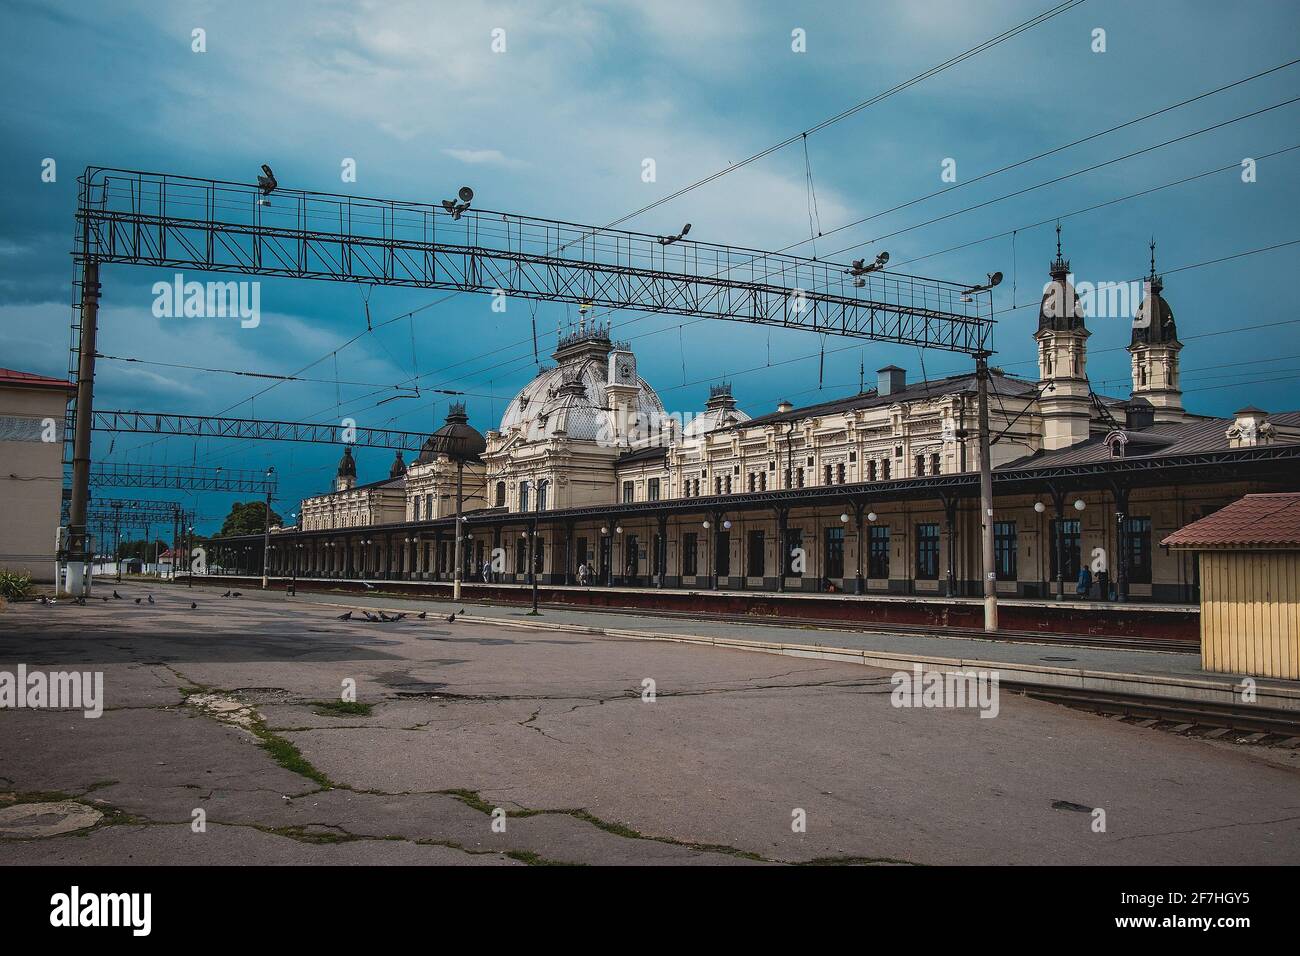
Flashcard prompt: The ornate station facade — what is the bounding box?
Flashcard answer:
[230,239,1300,605]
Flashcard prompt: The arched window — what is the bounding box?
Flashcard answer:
[495,482,506,507]
[537,479,549,511]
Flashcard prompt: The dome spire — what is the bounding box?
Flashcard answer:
[1147,236,1163,294]
[1049,221,1070,280]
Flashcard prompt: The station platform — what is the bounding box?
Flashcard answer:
[187,577,1298,717]
[192,573,1200,639]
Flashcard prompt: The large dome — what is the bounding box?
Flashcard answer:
[498,330,665,443]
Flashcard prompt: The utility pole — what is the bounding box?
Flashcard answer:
[976,352,998,632]
[65,259,100,597]
[529,517,540,615]
[452,458,465,601]
[261,466,274,589]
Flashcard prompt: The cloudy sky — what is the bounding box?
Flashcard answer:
[3,0,1298,532]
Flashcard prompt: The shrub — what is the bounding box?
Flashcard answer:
[0,570,33,602]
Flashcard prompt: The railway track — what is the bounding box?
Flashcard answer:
[463,597,1197,654]
[1012,683,1300,737]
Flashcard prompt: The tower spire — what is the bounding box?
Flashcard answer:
[1147,236,1163,293]
[1049,221,1070,279]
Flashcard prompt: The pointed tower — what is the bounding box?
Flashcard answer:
[389,450,407,479]
[1034,225,1092,450]
[1128,239,1183,423]
[335,446,357,492]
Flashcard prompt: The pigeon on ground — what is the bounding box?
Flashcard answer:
[231,591,242,598]
[336,611,353,621]
[102,596,109,602]
[446,611,457,623]
[147,594,155,604]
[74,596,85,606]
[379,611,398,623]
[459,608,466,616]
[417,611,427,619]
[134,598,142,604]
[393,612,407,621]
[362,610,380,622]
[222,590,231,597]
[113,590,123,599]
[38,595,50,606]
[190,602,197,610]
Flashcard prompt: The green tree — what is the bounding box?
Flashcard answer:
[217,500,283,537]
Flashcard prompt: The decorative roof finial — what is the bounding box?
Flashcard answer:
[1147,236,1163,294]
[1049,221,1070,279]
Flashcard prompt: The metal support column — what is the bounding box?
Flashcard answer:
[975,352,997,631]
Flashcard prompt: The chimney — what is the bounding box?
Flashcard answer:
[1124,398,1155,430]
[877,365,906,397]
[776,400,793,414]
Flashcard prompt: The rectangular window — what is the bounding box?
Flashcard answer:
[748,472,756,492]
[784,467,792,489]
[915,523,940,580]
[622,481,634,503]
[683,533,698,576]
[796,468,805,488]
[1049,519,1082,582]
[824,464,833,485]
[994,521,1017,581]
[915,455,925,478]
[746,530,765,577]
[760,471,767,491]
[1125,517,1152,584]
[725,474,732,494]
[715,531,731,578]
[519,481,530,513]
[648,478,660,501]
[714,476,722,496]
[824,527,845,579]
[882,459,891,480]
[867,460,877,481]
[930,453,940,476]
[868,526,890,578]
[515,539,527,574]
[412,497,421,520]
[783,528,803,577]
[836,462,846,484]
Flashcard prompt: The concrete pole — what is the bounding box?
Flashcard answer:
[976,353,998,632]
[65,259,100,596]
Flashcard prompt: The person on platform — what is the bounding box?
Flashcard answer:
[1076,564,1092,599]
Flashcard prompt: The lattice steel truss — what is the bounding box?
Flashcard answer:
[88,462,277,494]
[74,167,995,351]
[92,409,452,453]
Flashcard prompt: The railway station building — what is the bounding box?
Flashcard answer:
[222,242,1300,615]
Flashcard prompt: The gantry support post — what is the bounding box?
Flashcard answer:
[975,352,997,631]
[65,259,100,596]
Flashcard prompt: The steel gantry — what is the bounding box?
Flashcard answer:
[92,409,455,453]
[87,462,277,494]
[63,165,1000,622]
